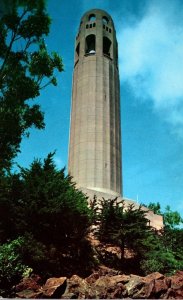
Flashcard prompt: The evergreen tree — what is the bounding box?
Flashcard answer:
[94,198,151,259]
[1,153,92,248]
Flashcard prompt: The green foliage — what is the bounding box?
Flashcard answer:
[164,205,183,229]
[94,198,151,259]
[141,247,183,275]
[147,202,183,229]
[0,237,28,295]
[0,153,92,245]
[0,153,94,281]
[0,0,63,171]
[0,233,51,295]
[140,225,183,275]
[94,198,183,275]
[147,202,161,214]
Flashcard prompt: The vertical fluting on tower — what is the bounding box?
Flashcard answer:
[68,9,122,196]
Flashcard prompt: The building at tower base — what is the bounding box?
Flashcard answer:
[81,187,163,230]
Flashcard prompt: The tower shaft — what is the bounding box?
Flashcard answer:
[68,9,122,196]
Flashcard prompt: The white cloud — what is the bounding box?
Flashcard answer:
[118,0,183,138]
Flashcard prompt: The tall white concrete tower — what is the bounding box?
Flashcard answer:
[68,9,122,196]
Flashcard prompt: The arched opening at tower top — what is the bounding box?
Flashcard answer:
[103,36,112,57]
[89,14,96,21]
[102,16,109,24]
[85,34,96,54]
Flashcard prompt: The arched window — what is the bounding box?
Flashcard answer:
[102,16,109,24]
[85,34,96,54]
[89,14,96,21]
[103,36,111,57]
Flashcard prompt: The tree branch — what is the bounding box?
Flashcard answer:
[0,9,29,78]
[40,79,52,90]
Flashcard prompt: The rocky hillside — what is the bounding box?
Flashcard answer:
[15,268,183,299]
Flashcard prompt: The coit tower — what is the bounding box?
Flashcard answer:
[68,9,122,196]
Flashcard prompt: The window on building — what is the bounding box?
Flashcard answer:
[93,23,96,27]
[86,24,89,29]
[102,16,109,24]
[85,34,96,54]
[89,14,96,21]
[90,24,92,28]
[103,36,111,57]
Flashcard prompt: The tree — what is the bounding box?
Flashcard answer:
[94,198,151,260]
[147,202,183,228]
[141,202,183,275]
[147,202,161,214]
[0,0,63,171]
[164,205,183,229]
[0,153,93,257]
[0,153,96,284]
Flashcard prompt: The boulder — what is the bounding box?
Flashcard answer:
[125,275,145,297]
[92,275,127,298]
[42,277,67,298]
[15,274,42,292]
[170,270,183,290]
[13,269,183,299]
[61,274,89,299]
[145,272,165,282]
[16,289,43,299]
[15,274,43,298]
[164,271,183,299]
[153,278,171,296]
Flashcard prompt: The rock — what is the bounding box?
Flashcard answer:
[61,274,89,299]
[90,275,127,298]
[16,289,43,299]
[152,278,170,298]
[145,272,165,282]
[125,275,145,297]
[42,277,67,298]
[13,270,183,299]
[15,274,42,292]
[170,270,183,290]
[164,271,183,299]
[15,274,43,298]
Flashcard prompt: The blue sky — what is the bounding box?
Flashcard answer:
[16,0,183,215]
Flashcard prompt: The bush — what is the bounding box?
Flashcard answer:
[0,237,28,296]
[141,249,183,275]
